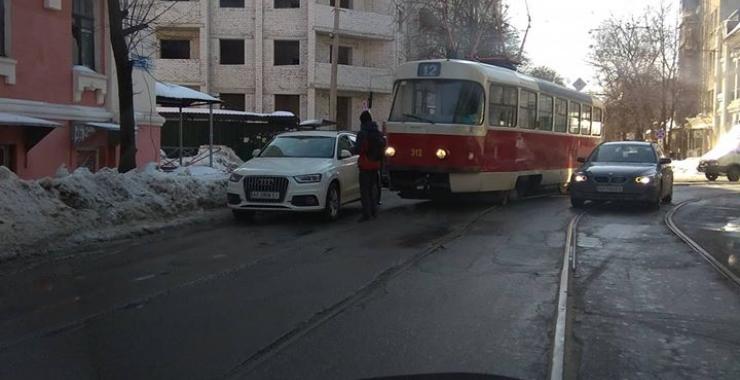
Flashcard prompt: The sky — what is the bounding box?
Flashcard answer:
[507,0,678,91]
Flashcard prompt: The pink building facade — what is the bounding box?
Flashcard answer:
[0,0,163,179]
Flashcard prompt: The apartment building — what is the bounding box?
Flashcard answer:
[149,0,403,131]
[679,0,740,156]
[0,0,163,179]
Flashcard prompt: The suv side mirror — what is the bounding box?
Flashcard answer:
[252,149,262,157]
[340,149,352,159]
[577,157,586,163]
[660,158,672,165]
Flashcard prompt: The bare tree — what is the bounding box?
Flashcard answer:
[107,0,174,172]
[590,2,679,145]
[523,65,565,86]
[395,0,520,61]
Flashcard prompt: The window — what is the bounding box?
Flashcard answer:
[537,94,554,131]
[72,0,96,69]
[581,105,592,135]
[160,40,190,59]
[592,108,603,136]
[330,46,352,65]
[554,98,568,133]
[0,0,6,57]
[518,90,537,129]
[220,39,245,65]
[275,94,300,117]
[219,93,245,111]
[330,0,352,9]
[220,0,244,7]
[262,136,335,158]
[274,40,300,65]
[389,80,485,125]
[489,85,517,127]
[591,144,657,163]
[568,101,581,134]
[274,0,300,9]
[337,135,356,158]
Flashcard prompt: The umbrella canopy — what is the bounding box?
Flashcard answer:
[155,82,221,107]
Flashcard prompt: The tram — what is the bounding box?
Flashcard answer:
[383,60,604,199]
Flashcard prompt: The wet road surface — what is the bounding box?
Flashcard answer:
[0,185,738,379]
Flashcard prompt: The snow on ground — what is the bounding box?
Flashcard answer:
[671,157,705,182]
[0,164,228,261]
[160,145,243,176]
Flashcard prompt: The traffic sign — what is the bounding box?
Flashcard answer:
[656,128,665,139]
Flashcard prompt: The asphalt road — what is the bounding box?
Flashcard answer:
[0,185,738,380]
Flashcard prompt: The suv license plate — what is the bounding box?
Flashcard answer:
[596,186,623,193]
[251,191,281,200]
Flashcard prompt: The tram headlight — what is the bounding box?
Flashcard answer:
[385,146,396,158]
[436,148,448,160]
[573,174,588,183]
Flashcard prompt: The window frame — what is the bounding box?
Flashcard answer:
[336,135,356,159]
[537,94,554,131]
[72,0,96,70]
[568,101,581,134]
[274,0,300,9]
[219,0,245,7]
[219,39,245,65]
[554,98,568,133]
[518,89,538,129]
[0,0,7,57]
[592,107,603,136]
[488,84,518,128]
[580,105,592,135]
[160,39,191,59]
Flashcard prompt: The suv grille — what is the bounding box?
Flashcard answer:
[244,176,289,203]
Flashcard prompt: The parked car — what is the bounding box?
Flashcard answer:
[227,130,360,221]
[570,141,674,209]
[697,150,740,182]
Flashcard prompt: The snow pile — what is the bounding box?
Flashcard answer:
[671,157,703,180]
[0,165,227,260]
[161,145,243,175]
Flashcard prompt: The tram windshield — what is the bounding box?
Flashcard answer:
[389,80,485,125]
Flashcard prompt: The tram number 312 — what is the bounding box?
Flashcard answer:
[410,148,423,158]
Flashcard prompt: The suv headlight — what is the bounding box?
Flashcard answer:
[294,174,322,183]
[635,176,654,185]
[230,173,245,182]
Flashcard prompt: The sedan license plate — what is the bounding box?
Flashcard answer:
[250,191,281,200]
[596,186,623,193]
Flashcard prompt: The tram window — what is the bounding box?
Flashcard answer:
[568,101,581,134]
[554,98,568,133]
[592,108,603,136]
[489,85,518,127]
[537,94,554,131]
[519,90,537,129]
[389,80,485,125]
[581,105,592,135]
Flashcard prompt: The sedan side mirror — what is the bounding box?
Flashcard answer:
[252,149,262,157]
[577,157,586,163]
[660,158,672,165]
[340,149,352,159]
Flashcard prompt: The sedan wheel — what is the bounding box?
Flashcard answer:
[323,183,341,222]
[706,173,718,181]
[571,197,585,208]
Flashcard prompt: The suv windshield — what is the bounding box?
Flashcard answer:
[591,144,657,163]
[261,136,335,158]
[389,80,485,125]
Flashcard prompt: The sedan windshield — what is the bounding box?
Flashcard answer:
[591,144,657,163]
[261,136,335,158]
[389,80,485,125]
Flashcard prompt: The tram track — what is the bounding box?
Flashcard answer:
[665,200,740,288]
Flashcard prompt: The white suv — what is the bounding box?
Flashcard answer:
[227,131,360,221]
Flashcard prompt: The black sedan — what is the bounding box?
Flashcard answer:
[570,141,674,209]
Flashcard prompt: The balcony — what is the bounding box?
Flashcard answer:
[313,4,394,40]
[156,0,202,26]
[153,59,201,84]
[313,63,393,93]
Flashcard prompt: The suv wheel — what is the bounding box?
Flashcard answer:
[728,166,740,182]
[323,183,341,221]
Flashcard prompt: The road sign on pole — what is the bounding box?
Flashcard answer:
[656,128,665,140]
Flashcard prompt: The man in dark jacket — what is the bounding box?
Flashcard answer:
[355,111,385,221]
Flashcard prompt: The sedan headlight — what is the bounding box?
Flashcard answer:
[635,176,654,185]
[573,174,588,182]
[229,173,245,182]
[294,174,322,183]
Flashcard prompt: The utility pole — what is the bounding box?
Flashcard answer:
[330,0,340,128]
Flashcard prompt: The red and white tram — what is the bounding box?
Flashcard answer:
[383,60,604,199]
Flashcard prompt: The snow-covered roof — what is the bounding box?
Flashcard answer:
[155,82,220,106]
[86,122,120,131]
[299,118,336,127]
[280,130,347,138]
[0,112,62,128]
[157,107,297,118]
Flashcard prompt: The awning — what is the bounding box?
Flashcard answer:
[686,116,713,130]
[156,82,221,107]
[85,122,120,131]
[0,112,61,128]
